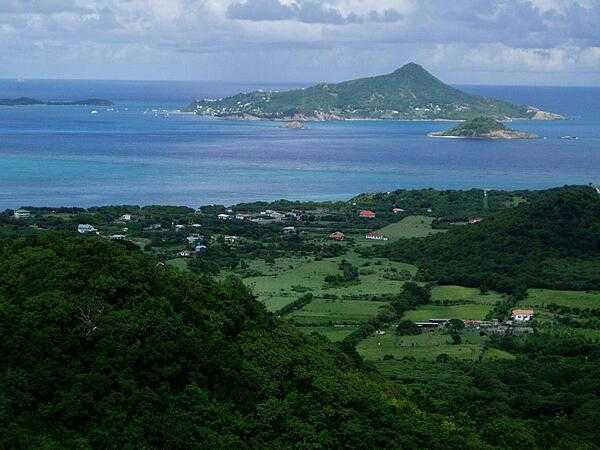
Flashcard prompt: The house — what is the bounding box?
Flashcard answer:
[359,210,376,218]
[329,231,345,241]
[178,250,192,257]
[217,213,232,220]
[511,308,534,321]
[109,234,127,240]
[469,217,482,224]
[392,208,405,214]
[235,213,252,220]
[14,209,31,219]
[194,244,207,255]
[366,231,388,241]
[224,235,240,244]
[144,224,162,231]
[119,214,132,222]
[414,322,441,331]
[191,223,202,228]
[77,224,97,234]
[282,226,297,235]
[186,234,204,245]
[261,210,285,221]
[426,208,433,213]
[174,224,185,230]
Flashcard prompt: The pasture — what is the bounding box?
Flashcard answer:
[403,304,493,321]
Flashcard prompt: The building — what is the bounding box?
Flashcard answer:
[13,209,31,219]
[187,234,204,245]
[392,208,405,214]
[359,210,376,218]
[235,213,252,220]
[329,231,345,241]
[282,226,297,235]
[469,217,482,224]
[77,224,97,234]
[109,234,127,240]
[174,224,185,230]
[366,231,388,241]
[119,214,132,222]
[224,235,240,244]
[261,210,285,221]
[414,322,441,331]
[194,244,207,255]
[217,213,232,220]
[511,308,534,321]
[178,250,192,257]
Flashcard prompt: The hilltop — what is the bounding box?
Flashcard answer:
[186,63,559,121]
[429,117,538,139]
[0,97,113,106]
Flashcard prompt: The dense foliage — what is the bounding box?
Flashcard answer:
[371,186,600,293]
[437,117,505,136]
[188,63,530,120]
[0,235,484,449]
[395,335,600,449]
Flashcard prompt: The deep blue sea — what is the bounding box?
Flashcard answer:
[1,79,599,208]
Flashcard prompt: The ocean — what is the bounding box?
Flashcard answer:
[1,80,599,208]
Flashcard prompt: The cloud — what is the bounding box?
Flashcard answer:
[226,0,403,24]
[0,0,598,84]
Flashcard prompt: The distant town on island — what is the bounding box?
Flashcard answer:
[186,63,563,122]
[0,97,113,107]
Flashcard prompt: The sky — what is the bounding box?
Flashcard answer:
[2,0,600,85]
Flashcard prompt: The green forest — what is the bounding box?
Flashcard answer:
[2,185,600,449]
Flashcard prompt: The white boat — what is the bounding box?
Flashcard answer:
[91,110,98,114]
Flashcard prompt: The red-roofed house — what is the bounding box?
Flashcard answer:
[329,231,346,241]
[511,309,534,321]
[359,210,376,218]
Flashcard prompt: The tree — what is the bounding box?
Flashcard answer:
[396,320,422,336]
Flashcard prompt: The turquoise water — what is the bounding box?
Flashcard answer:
[0,80,599,208]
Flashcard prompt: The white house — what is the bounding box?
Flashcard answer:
[282,226,297,235]
[14,209,31,219]
[187,234,204,245]
[366,232,389,241]
[224,235,240,243]
[77,224,97,234]
[119,214,132,222]
[109,234,127,240]
[511,309,534,322]
[217,213,232,220]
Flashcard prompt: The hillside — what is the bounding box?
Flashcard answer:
[429,117,538,139]
[0,235,483,449]
[371,186,600,294]
[186,63,558,121]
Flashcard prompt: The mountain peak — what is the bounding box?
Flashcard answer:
[393,62,429,76]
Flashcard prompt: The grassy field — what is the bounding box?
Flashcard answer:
[242,251,416,311]
[358,329,487,362]
[431,285,505,305]
[519,289,600,310]
[403,304,493,321]
[288,298,388,325]
[376,215,446,241]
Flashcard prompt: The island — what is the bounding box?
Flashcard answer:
[0,97,113,107]
[185,62,561,121]
[428,117,538,139]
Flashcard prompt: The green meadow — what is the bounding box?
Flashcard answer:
[403,304,493,321]
[519,288,600,309]
[376,215,446,240]
[357,329,491,362]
